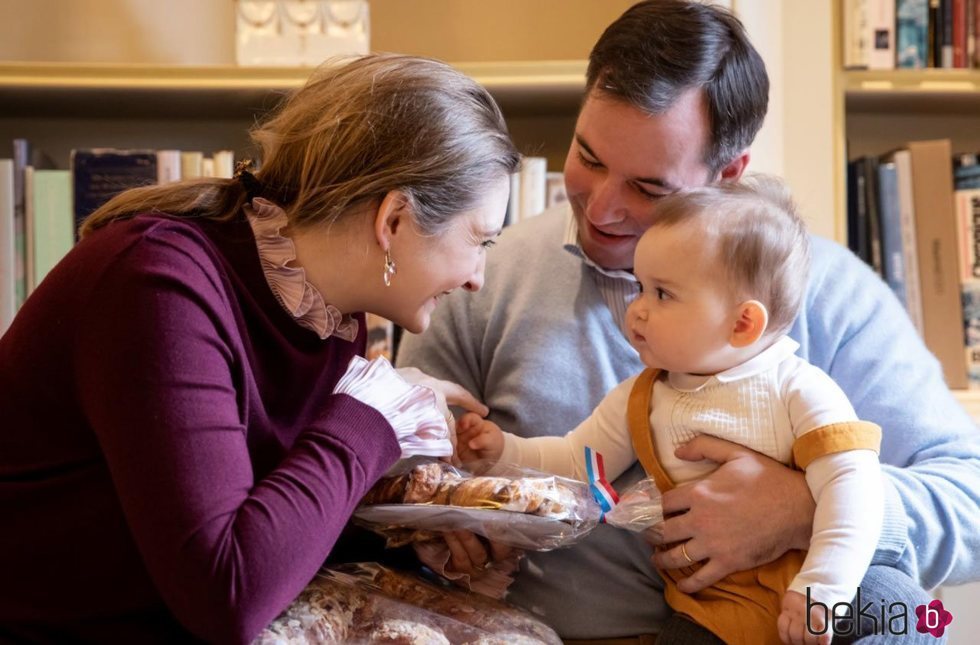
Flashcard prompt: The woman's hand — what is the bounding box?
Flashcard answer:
[413,531,524,598]
[647,435,814,593]
[396,367,488,463]
[396,367,489,419]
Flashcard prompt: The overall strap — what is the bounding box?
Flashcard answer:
[627,368,675,493]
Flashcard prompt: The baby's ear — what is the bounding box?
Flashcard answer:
[730,300,768,348]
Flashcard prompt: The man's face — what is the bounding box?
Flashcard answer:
[563,89,716,271]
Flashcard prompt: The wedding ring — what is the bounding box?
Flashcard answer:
[680,542,695,564]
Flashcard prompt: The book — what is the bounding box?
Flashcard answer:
[212,150,236,179]
[365,313,395,361]
[70,149,157,236]
[954,154,980,190]
[893,149,925,335]
[11,139,29,308]
[181,151,205,180]
[942,0,955,67]
[30,170,74,289]
[0,159,14,334]
[844,0,871,68]
[156,149,182,184]
[869,0,897,69]
[908,139,968,389]
[974,0,980,67]
[953,0,969,66]
[861,156,884,276]
[545,171,568,209]
[897,0,930,68]
[504,171,520,228]
[518,156,547,221]
[956,188,980,281]
[878,161,907,310]
[847,158,871,266]
[962,281,980,388]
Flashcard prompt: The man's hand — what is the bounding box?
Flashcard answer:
[455,412,505,465]
[647,435,814,593]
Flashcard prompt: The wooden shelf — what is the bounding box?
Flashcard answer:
[0,60,587,119]
[843,69,980,113]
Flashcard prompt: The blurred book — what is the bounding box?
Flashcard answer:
[365,313,394,361]
[71,148,157,237]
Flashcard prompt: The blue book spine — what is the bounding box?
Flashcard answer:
[897,0,929,68]
[70,149,158,239]
[877,162,907,310]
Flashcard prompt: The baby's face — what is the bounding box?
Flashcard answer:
[626,222,741,376]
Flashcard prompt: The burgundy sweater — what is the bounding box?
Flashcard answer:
[0,212,400,643]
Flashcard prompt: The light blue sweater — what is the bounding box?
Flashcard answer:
[397,205,980,639]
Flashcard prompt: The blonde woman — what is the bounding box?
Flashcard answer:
[0,54,518,643]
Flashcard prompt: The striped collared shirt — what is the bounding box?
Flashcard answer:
[560,215,640,338]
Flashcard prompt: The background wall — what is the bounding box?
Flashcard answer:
[0,0,831,236]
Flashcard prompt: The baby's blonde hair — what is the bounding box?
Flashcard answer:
[648,175,810,335]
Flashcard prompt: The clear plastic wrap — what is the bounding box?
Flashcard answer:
[353,458,601,551]
[253,563,561,644]
[602,477,665,534]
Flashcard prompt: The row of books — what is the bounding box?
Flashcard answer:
[505,156,567,227]
[847,138,980,389]
[0,143,237,335]
[843,0,980,70]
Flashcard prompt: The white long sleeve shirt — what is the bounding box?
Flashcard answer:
[501,336,882,609]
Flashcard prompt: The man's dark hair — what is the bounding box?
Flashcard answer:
[586,0,769,176]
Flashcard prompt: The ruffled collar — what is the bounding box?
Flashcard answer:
[244,197,358,342]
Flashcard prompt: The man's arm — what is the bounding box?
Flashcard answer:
[799,237,980,588]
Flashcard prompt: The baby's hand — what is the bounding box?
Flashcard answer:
[778,590,831,645]
[455,412,505,465]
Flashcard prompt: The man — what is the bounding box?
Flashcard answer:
[398,1,980,641]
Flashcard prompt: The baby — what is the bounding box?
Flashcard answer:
[456,176,883,645]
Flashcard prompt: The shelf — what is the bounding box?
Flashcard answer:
[0,60,587,119]
[843,69,980,113]
[954,389,980,424]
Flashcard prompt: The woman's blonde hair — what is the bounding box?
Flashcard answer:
[80,54,520,237]
[649,175,810,335]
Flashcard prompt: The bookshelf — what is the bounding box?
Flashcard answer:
[830,0,980,425]
[0,60,585,171]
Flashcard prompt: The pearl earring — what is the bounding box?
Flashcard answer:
[383,249,396,287]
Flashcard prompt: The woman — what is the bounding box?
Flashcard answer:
[0,54,519,643]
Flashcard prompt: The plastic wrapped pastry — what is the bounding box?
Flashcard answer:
[252,563,561,644]
[355,458,601,551]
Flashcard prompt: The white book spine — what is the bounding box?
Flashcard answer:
[519,156,547,221]
[545,171,568,208]
[894,150,924,336]
[868,0,896,69]
[156,150,182,184]
[212,150,236,179]
[180,151,205,180]
[505,171,521,228]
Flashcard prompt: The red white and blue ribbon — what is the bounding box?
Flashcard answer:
[585,446,619,522]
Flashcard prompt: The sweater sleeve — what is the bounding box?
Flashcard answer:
[72,225,400,644]
[498,376,638,482]
[796,237,980,589]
